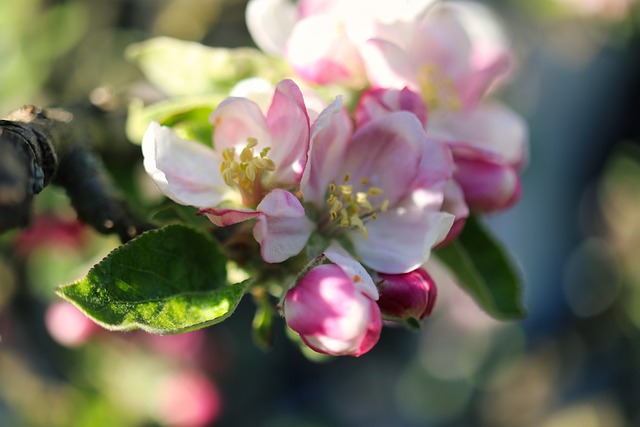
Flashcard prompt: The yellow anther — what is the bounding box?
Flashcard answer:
[245,163,257,181]
[418,64,460,112]
[253,157,274,171]
[218,139,275,192]
[222,148,235,162]
[260,147,271,157]
[368,187,384,197]
[262,158,276,171]
[350,215,364,229]
[324,172,390,237]
[240,146,254,163]
[339,185,352,195]
[222,169,235,187]
[340,210,349,227]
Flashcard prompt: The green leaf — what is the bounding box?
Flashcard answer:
[57,225,250,334]
[436,216,525,320]
[126,95,225,144]
[125,37,290,97]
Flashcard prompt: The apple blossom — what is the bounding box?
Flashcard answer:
[252,94,455,273]
[142,79,315,262]
[377,268,437,321]
[246,0,439,87]
[284,248,381,357]
[355,87,526,213]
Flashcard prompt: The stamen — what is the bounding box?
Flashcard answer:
[339,185,352,195]
[218,138,276,193]
[368,187,384,197]
[324,173,389,237]
[418,64,461,112]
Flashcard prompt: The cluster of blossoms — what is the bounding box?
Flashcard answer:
[142,0,527,356]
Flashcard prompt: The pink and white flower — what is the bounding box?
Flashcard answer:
[360,1,511,110]
[284,247,382,357]
[246,0,438,87]
[142,79,315,262]
[355,87,527,213]
[256,94,455,274]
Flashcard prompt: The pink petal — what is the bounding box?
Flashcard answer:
[341,111,425,206]
[454,158,521,212]
[352,192,455,273]
[253,189,314,263]
[438,179,469,246]
[324,243,378,300]
[287,15,366,86]
[265,79,311,186]
[429,102,528,167]
[142,122,227,207]
[210,97,271,153]
[198,207,259,227]
[355,87,428,128]
[245,0,296,56]
[413,138,454,191]
[300,97,353,206]
[361,38,417,90]
[412,5,472,82]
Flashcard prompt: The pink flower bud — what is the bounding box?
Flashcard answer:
[284,263,382,357]
[157,370,222,427]
[453,156,521,212]
[377,268,437,321]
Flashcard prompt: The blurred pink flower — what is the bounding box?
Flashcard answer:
[284,247,382,356]
[14,216,87,256]
[158,370,222,427]
[45,301,100,347]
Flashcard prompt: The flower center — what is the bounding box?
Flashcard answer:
[418,64,461,111]
[219,137,275,206]
[325,174,389,239]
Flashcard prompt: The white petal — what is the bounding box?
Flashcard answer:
[300,97,352,206]
[324,243,378,300]
[428,102,528,166]
[253,189,315,263]
[352,195,454,274]
[142,122,228,207]
[246,0,297,56]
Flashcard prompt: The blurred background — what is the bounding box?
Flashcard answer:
[1,0,640,426]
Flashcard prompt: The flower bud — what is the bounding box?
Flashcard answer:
[284,263,382,357]
[377,268,437,321]
[454,156,521,212]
